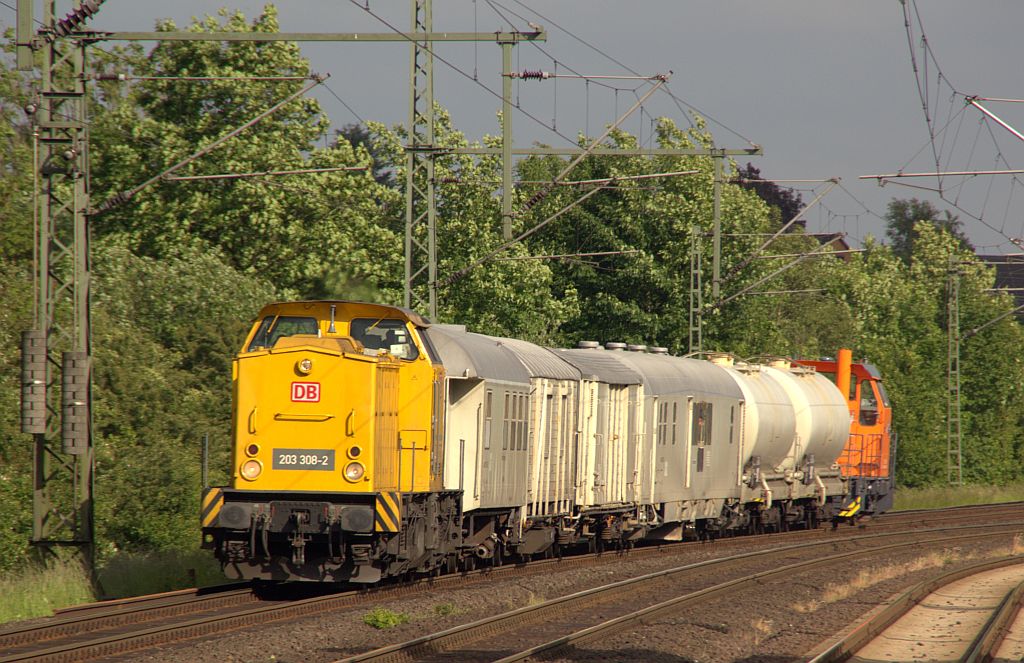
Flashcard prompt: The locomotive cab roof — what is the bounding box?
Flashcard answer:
[255,300,432,329]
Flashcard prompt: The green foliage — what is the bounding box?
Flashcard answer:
[0,260,35,572]
[90,240,275,555]
[515,120,774,352]
[363,607,411,629]
[884,197,971,264]
[368,109,580,341]
[89,6,401,298]
[0,29,34,264]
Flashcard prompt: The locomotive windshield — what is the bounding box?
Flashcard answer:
[350,318,418,360]
[246,316,319,352]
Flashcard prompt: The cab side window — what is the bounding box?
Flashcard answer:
[859,381,879,425]
[350,318,419,360]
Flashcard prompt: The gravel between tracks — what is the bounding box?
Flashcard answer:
[538,537,1018,663]
[104,529,1021,663]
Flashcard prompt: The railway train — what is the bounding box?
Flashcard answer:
[200,300,893,583]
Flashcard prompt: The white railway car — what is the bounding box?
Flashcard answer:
[427,326,852,557]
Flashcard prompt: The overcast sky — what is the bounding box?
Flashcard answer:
[10,1,1024,252]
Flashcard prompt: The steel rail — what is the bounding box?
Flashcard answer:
[53,582,249,616]
[341,524,1024,663]
[808,555,1024,663]
[5,504,1021,662]
[0,540,716,661]
[881,500,1024,516]
[962,570,1024,662]
[0,585,255,651]
[496,532,1024,663]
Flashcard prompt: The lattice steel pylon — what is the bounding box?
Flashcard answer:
[688,225,703,354]
[19,0,95,565]
[403,0,438,319]
[946,259,963,486]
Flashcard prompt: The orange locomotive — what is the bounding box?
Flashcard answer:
[799,348,894,519]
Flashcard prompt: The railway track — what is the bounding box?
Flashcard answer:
[2,503,1021,662]
[340,523,1024,662]
[0,521,875,661]
[809,555,1024,662]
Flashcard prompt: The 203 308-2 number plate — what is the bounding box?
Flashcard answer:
[272,448,335,471]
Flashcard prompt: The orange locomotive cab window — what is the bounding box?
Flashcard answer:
[858,381,880,426]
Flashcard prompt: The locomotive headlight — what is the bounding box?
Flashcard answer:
[343,461,365,482]
[296,358,313,375]
[240,459,263,481]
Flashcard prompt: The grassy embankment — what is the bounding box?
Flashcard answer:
[0,549,225,625]
[893,483,1024,510]
[4,484,1023,625]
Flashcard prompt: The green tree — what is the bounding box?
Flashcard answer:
[514,119,776,353]
[885,198,971,264]
[0,28,34,262]
[368,109,580,341]
[0,29,39,571]
[335,123,396,188]
[733,162,804,228]
[822,223,1024,487]
[90,239,275,554]
[89,6,401,298]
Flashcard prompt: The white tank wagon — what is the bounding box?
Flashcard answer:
[761,361,849,528]
[716,356,851,530]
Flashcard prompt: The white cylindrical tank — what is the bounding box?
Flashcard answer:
[762,365,850,471]
[722,364,796,470]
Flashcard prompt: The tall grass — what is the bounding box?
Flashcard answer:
[0,557,95,624]
[0,548,228,626]
[894,483,1024,511]
[96,548,228,599]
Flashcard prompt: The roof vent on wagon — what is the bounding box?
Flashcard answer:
[605,342,627,351]
[709,353,734,367]
[576,341,601,350]
[626,344,647,352]
[649,346,669,355]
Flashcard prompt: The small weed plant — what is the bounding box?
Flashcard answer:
[434,602,456,616]
[363,607,410,629]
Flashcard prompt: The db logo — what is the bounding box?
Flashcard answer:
[291,382,320,403]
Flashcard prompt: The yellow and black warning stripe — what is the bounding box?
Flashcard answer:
[201,487,224,527]
[375,491,402,532]
[838,496,862,519]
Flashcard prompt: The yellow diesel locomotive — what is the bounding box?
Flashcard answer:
[202,300,888,583]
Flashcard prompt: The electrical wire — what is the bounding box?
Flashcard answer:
[898,0,1024,249]
[348,0,579,147]
[320,79,366,125]
[504,0,758,146]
